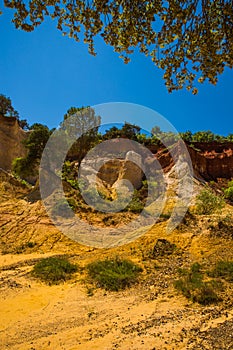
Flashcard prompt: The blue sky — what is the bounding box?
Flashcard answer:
[0,7,232,135]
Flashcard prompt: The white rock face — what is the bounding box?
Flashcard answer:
[166,155,194,202]
[125,150,142,166]
[79,151,144,198]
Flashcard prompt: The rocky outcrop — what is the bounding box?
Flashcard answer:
[151,141,233,181]
[79,151,144,201]
[0,168,28,197]
[186,142,233,180]
[0,112,232,183]
[0,115,27,171]
[96,151,143,190]
[75,139,233,199]
[117,151,143,190]
[97,159,122,186]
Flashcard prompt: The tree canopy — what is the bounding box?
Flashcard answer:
[12,123,51,180]
[63,106,101,162]
[26,123,51,159]
[0,93,29,129]
[2,0,233,92]
[103,122,141,140]
[0,94,19,118]
[179,130,233,142]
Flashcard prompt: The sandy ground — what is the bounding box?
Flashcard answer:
[1,251,233,350]
[1,177,233,349]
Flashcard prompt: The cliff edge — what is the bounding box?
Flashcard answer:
[0,115,27,171]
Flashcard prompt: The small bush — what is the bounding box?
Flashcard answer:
[159,212,171,221]
[193,283,220,305]
[191,262,202,273]
[209,261,233,281]
[62,161,72,178]
[15,241,37,253]
[51,198,75,218]
[224,180,233,202]
[209,215,233,238]
[86,258,143,291]
[27,241,37,248]
[126,197,144,213]
[67,197,77,210]
[20,179,31,187]
[12,157,36,178]
[67,179,80,190]
[174,263,220,305]
[32,257,77,284]
[217,214,232,229]
[195,189,224,215]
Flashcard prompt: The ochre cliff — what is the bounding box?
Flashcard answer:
[0,114,232,181]
[0,115,27,171]
[150,141,233,181]
[186,142,233,180]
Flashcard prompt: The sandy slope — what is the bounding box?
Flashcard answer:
[1,175,233,349]
[0,255,233,350]
[1,226,233,350]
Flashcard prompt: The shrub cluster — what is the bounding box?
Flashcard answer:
[209,261,233,282]
[86,257,143,291]
[174,263,220,305]
[224,180,233,202]
[195,189,224,215]
[32,257,77,284]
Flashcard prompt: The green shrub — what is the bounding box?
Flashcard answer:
[67,197,77,210]
[209,261,233,281]
[209,214,233,238]
[224,181,233,201]
[174,263,220,305]
[159,212,171,220]
[195,189,224,214]
[193,283,220,305]
[14,242,36,253]
[12,157,36,178]
[67,179,80,190]
[126,197,144,213]
[191,262,202,273]
[32,257,77,284]
[27,241,36,248]
[51,198,75,218]
[217,214,232,228]
[86,258,143,291]
[62,161,72,179]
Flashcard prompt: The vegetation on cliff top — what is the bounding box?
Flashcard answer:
[0,93,29,130]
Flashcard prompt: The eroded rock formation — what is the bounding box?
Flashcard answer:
[79,151,144,200]
[0,115,27,171]
[0,114,232,183]
[186,142,233,180]
[150,141,233,181]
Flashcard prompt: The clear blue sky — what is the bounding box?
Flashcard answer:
[0,7,232,135]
